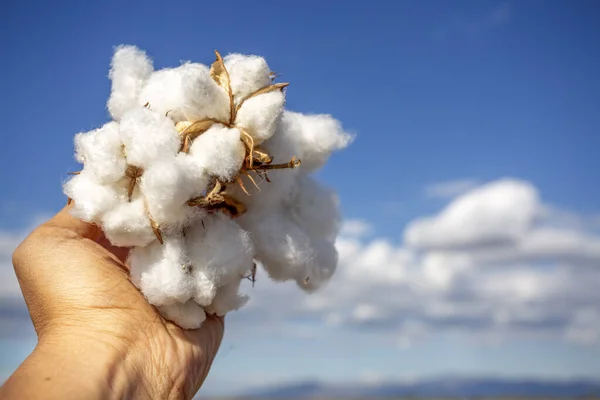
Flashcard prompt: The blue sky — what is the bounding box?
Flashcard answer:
[1,0,600,396]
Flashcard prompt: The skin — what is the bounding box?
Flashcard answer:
[0,205,224,399]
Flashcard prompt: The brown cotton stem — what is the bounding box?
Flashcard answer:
[252,157,301,171]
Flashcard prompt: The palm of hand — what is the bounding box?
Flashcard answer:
[12,206,224,399]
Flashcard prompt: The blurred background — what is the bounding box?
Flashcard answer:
[1,0,599,398]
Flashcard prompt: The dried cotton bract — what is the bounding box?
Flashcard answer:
[64,45,352,329]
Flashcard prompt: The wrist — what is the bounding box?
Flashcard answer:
[2,327,162,400]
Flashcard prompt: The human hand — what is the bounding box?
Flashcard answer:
[1,204,224,400]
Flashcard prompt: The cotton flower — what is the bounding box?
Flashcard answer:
[64,45,351,329]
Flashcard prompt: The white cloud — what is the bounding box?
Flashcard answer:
[406,179,540,249]
[424,179,479,199]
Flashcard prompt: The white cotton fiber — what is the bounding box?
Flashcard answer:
[185,213,254,287]
[205,278,249,317]
[224,54,272,102]
[297,238,338,292]
[279,111,353,172]
[188,125,245,181]
[235,90,285,143]
[74,121,126,184]
[107,45,154,121]
[119,107,181,169]
[101,196,156,247]
[129,234,195,306]
[138,63,230,123]
[240,210,313,282]
[140,157,204,228]
[191,267,217,307]
[64,171,125,222]
[66,45,350,329]
[289,177,341,242]
[157,301,207,330]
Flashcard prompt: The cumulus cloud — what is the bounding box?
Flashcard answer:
[406,179,540,249]
[1,178,599,348]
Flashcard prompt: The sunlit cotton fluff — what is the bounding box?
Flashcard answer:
[107,45,154,121]
[64,45,351,329]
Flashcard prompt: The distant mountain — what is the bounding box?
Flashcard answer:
[241,377,600,398]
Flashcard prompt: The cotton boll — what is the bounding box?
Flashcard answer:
[138,63,229,123]
[188,125,245,181]
[119,108,181,168]
[185,213,254,288]
[107,45,154,121]
[74,121,126,184]
[289,177,341,242]
[129,234,195,306]
[204,278,249,317]
[64,171,125,223]
[224,54,272,102]
[157,301,207,330]
[235,90,285,144]
[141,157,205,229]
[101,196,155,247]
[280,111,353,172]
